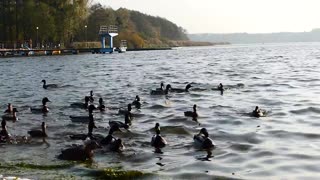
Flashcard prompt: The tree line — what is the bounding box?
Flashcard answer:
[0,1,188,49]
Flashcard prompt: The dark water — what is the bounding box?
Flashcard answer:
[1,43,320,179]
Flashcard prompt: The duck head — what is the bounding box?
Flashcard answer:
[193,104,197,112]
[155,123,161,134]
[200,128,209,137]
[42,97,51,105]
[135,95,140,102]
[186,84,193,91]
[255,106,259,112]
[160,82,164,89]
[99,98,104,105]
[41,79,46,84]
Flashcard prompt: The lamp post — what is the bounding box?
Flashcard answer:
[84,25,88,48]
[36,26,39,49]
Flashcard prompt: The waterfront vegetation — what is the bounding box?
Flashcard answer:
[0,0,191,49]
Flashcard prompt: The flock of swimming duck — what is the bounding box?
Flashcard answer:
[0,80,265,161]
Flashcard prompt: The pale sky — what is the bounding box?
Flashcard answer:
[94,0,320,34]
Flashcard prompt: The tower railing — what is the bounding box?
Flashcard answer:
[99,25,118,34]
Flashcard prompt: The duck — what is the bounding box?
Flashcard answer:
[97,98,106,111]
[100,125,125,152]
[2,108,18,122]
[85,90,94,103]
[151,123,167,153]
[151,84,171,95]
[30,97,51,113]
[132,95,141,109]
[156,82,165,91]
[28,122,47,138]
[109,112,131,131]
[57,140,100,161]
[217,83,224,91]
[0,120,10,143]
[4,103,13,113]
[42,79,58,89]
[252,106,264,117]
[70,96,90,109]
[170,84,193,93]
[184,104,198,120]
[194,128,215,149]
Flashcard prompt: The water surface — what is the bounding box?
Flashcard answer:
[1,43,320,179]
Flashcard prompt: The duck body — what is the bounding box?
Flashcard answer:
[42,80,58,89]
[58,146,89,161]
[30,106,49,113]
[193,134,215,149]
[28,122,47,138]
[28,130,47,137]
[170,84,192,93]
[252,106,265,117]
[151,84,171,95]
[151,134,167,149]
[2,114,18,122]
[193,128,215,149]
[109,121,130,130]
[58,141,100,161]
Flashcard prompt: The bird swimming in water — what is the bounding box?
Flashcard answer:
[70,96,90,109]
[28,122,47,138]
[170,84,193,93]
[252,106,265,117]
[4,103,13,113]
[30,97,51,113]
[100,125,125,152]
[151,123,167,153]
[132,95,141,109]
[41,79,58,89]
[194,128,215,150]
[151,84,171,95]
[57,140,101,161]
[2,108,18,122]
[184,104,198,120]
[98,98,106,111]
[217,83,224,91]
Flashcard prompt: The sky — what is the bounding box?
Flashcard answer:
[94,0,320,34]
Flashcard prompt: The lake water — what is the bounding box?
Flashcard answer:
[1,43,320,179]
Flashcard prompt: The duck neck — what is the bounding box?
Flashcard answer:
[125,114,131,125]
